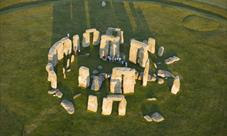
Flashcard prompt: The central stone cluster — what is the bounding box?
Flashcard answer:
[45,27,181,121]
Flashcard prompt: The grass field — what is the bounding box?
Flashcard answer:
[0,0,227,136]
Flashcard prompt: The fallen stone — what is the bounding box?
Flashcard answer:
[60,100,75,114]
[144,115,153,122]
[157,70,174,78]
[171,76,180,94]
[146,98,157,101]
[87,95,98,112]
[157,78,165,84]
[151,112,165,122]
[101,1,106,7]
[53,89,63,98]
[165,56,180,65]
[148,74,156,82]
[73,93,81,99]
[48,89,57,95]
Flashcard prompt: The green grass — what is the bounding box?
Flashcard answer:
[0,0,227,136]
[183,15,220,31]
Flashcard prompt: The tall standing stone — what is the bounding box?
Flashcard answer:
[78,66,90,88]
[143,59,150,86]
[87,95,98,112]
[118,98,127,116]
[158,46,164,57]
[148,37,155,54]
[102,98,113,115]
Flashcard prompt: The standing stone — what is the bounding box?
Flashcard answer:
[171,76,180,94]
[71,54,75,63]
[101,1,106,7]
[102,97,113,115]
[148,37,155,54]
[87,95,98,112]
[91,76,104,91]
[118,98,127,116]
[78,66,90,88]
[158,46,164,57]
[63,68,66,79]
[143,59,150,86]
[73,34,80,54]
[60,100,75,114]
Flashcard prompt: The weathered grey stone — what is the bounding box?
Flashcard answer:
[101,1,106,7]
[171,76,180,94]
[165,56,180,65]
[151,112,165,122]
[158,46,164,57]
[157,70,174,78]
[78,66,90,88]
[92,69,99,75]
[60,100,75,114]
[97,65,103,70]
[73,34,80,54]
[87,95,98,112]
[143,59,150,86]
[53,89,63,98]
[144,115,153,122]
[91,76,104,91]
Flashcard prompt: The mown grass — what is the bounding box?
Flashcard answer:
[0,0,227,136]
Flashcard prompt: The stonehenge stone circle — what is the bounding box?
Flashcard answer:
[87,95,98,112]
[82,28,100,47]
[45,27,182,121]
[78,66,90,88]
[61,99,75,114]
[171,76,180,94]
[110,67,136,94]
